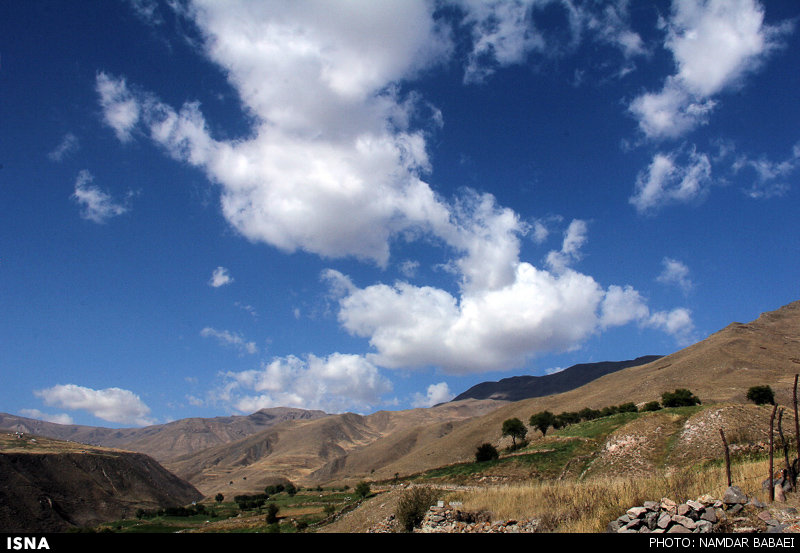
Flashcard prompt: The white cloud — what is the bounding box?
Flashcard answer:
[630,148,712,213]
[630,0,790,139]
[48,133,79,162]
[545,219,588,273]
[34,384,154,426]
[96,72,140,142]
[208,266,233,287]
[95,2,695,382]
[600,284,694,343]
[733,141,800,199]
[217,353,392,414]
[645,307,695,345]
[458,0,646,83]
[19,408,74,425]
[71,170,130,223]
[657,257,693,293]
[412,382,454,408]
[200,326,258,355]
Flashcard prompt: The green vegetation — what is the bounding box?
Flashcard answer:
[501,417,527,450]
[95,487,363,533]
[475,442,499,462]
[746,385,775,405]
[661,388,701,407]
[529,410,557,437]
[355,481,371,498]
[395,487,439,532]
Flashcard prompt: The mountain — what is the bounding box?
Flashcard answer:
[6,299,799,498]
[0,432,202,532]
[161,399,503,496]
[0,407,328,463]
[300,299,800,484]
[451,355,663,402]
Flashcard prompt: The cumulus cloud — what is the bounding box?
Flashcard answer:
[71,169,130,223]
[95,2,695,384]
[657,257,693,293]
[600,284,694,343]
[208,266,233,287]
[34,384,154,426]
[19,408,74,425]
[216,353,392,414]
[200,326,258,355]
[630,148,712,213]
[630,0,790,139]
[412,382,454,408]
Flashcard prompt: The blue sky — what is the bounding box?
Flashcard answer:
[2,0,799,427]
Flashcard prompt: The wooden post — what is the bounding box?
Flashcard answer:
[720,428,732,487]
[770,403,778,502]
[794,374,799,464]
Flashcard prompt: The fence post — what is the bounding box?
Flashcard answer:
[770,403,778,502]
[719,428,732,487]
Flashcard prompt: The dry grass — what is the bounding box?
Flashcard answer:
[453,458,778,532]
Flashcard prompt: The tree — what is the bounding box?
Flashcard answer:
[746,385,775,405]
[661,388,701,407]
[475,442,499,462]
[501,417,527,449]
[214,493,224,503]
[641,401,662,412]
[529,411,557,437]
[617,402,638,413]
[355,481,371,498]
[265,503,280,524]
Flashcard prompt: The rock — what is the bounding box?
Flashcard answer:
[657,513,672,529]
[694,520,713,533]
[700,509,717,523]
[667,524,692,533]
[723,486,749,505]
[643,501,660,511]
[627,507,648,519]
[671,515,696,530]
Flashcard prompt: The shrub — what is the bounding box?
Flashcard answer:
[641,401,661,412]
[578,407,601,421]
[265,503,280,524]
[556,411,581,427]
[475,442,499,462]
[661,388,701,407]
[746,385,775,405]
[396,487,438,532]
[617,402,638,413]
[355,481,371,498]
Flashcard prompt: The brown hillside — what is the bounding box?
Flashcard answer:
[0,407,328,463]
[310,299,800,484]
[164,399,503,496]
[0,432,202,532]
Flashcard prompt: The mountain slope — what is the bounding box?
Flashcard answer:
[0,433,202,532]
[452,355,663,402]
[0,407,328,463]
[162,399,504,496]
[309,299,800,483]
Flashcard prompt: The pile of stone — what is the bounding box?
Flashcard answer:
[417,501,539,533]
[608,486,796,534]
